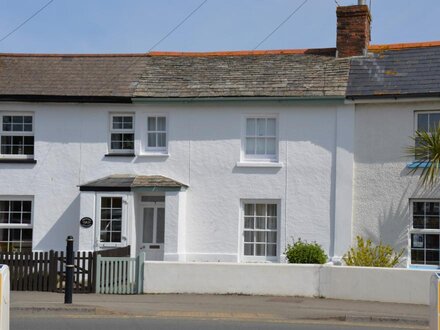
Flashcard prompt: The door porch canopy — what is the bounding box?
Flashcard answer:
[79,175,188,192]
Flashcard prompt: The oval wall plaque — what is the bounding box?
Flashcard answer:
[80,217,93,228]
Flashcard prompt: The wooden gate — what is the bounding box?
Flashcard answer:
[95,252,144,294]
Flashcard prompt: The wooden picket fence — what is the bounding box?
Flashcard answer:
[0,246,130,293]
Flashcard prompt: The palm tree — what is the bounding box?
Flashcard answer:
[406,125,440,186]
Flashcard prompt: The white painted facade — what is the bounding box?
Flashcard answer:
[0,99,356,262]
[353,99,440,268]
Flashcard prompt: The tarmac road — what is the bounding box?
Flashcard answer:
[11,314,427,330]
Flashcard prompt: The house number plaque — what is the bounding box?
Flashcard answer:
[80,217,93,228]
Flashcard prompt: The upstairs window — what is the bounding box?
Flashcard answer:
[414,112,440,160]
[147,116,167,152]
[244,117,277,161]
[109,114,134,154]
[0,114,34,158]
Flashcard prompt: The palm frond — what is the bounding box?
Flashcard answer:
[406,124,440,186]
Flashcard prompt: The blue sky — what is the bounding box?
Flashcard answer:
[0,0,438,53]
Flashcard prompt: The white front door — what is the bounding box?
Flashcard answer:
[139,201,165,261]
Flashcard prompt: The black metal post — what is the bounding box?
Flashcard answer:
[64,235,74,304]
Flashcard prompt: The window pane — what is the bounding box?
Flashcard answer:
[244,204,254,216]
[156,208,165,244]
[0,229,8,241]
[413,202,425,215]
[123,116,133,129]
[21,229,32,241]
[100,220,111,231]
[426,250,439,265]
[244,217,254,229]
[426,202,439,215]
[100,209,111,220]
[267,217,277,229]
[0,202,9,212]
[244,244,254,256]
[111,232,121,243]
[100,232,111,243]
[148,117,156,131]
[22,212,31,224]
[256,204,266,216]
[112,197,122,208]
[267,232,277,243]
[112,220,121,231]
[10,213,21,224]
[157,133,166,147]
[112,116,123,129]
[267,204,277,217]
[256,138,265,154]
[411,234,424,248]
[417,114,429,131]
[266,138,276,155]
[267,119,276,136]
[246,119,256,136]
[413,216,424,229]
[101,197,112,208]
[157,117,166,131]
[143,208,154,244]
[267,244,277,257]
[257,119,266,136]
[256,217,265,229]
[245,138,255,154]
[255,232,265,242]
[430,113,440,132]
[255,244,265,256]
[244,231,254,243]
[426,234,439,249]
[426,216,440,229]
[148,133,156,147]
[0,213,8,224]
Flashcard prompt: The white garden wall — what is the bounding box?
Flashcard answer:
[144,262,435,305]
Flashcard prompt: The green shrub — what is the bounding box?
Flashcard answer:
[285,238,328,264]
[342,236,404,268]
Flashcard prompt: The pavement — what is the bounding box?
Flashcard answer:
[10,292,430,327]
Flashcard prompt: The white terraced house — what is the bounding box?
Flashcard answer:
[1,3,440,269]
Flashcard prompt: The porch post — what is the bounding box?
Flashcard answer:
[163,190,187,261]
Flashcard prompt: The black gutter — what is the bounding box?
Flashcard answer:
[0,95,132,103]
[79,186,132,192]
[347,92,440,100]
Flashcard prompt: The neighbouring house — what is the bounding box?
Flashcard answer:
[0,2,438,268]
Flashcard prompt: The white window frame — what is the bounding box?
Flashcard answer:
[415,110,440,133]
[0,112,34,159]
[241,115,279,163]
[240,199,280,262]
[145,114,168,153]
[0,196,33,252]
[96,193,128,248]
[108,113,135,154]
[409,199,440,268]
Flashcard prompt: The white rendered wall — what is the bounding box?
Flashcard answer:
[353,100,440,265]
[144,262,434,305]
[0,100,352,260]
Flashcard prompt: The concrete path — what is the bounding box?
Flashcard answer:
[10,292,430,327]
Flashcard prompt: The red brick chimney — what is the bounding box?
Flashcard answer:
[336,4,371,58]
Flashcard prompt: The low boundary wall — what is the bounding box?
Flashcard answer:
[144,262,434,305]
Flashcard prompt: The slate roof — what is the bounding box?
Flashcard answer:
[0,50,350,100]
[347,44,440,99]
[0,54,146,101]
[134,52,350,98]
[79,175,187,191]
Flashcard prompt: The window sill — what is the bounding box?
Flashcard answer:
[407,161,431,168]
[104,153,136,158]
[138,152,169,157]
[0,158,37,164]
[236,161,283,168]
[408,264,440,270]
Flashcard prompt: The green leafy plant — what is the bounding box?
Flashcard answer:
[285,238,328,264]
[342,236,404,268]
[406,125,440,186]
